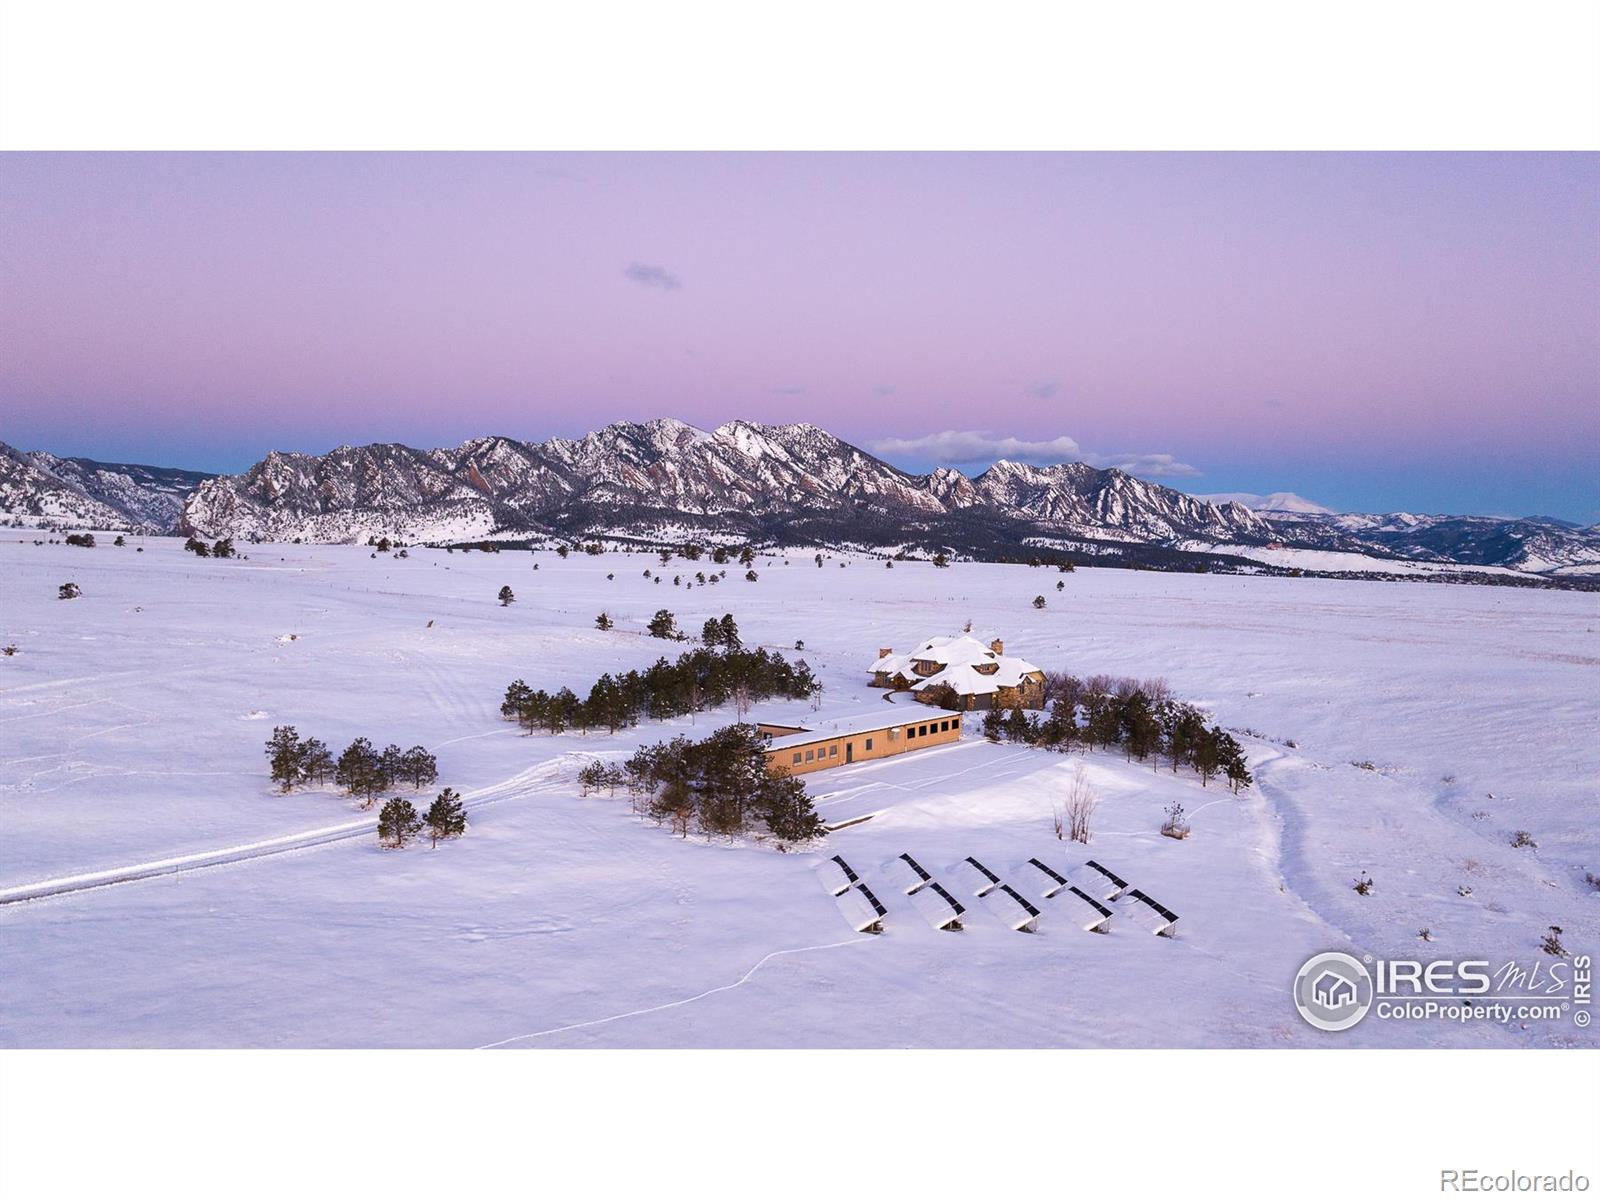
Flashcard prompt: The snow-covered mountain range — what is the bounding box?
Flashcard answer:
[3,422,1596,577]
[0,443,214,534]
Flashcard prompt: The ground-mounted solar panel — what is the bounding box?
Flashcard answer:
[817,856,856,897]
[960,856,1001,896]
[891,852,934,895]
[1058,885,1114,933]
[1081,859,1130,901]
[835,884,886,933]
[982,883,1041,932]
[1025,857,1070,898]
[927,880,965,916]
[1122,888,1179,936]
[831,854,861,885]
[856,882,888,919]
[908,880,965,931]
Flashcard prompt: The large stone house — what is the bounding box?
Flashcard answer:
[869,634,1046,711]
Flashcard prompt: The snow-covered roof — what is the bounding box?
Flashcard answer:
[869,634,1042,697]
[763,708,960,752]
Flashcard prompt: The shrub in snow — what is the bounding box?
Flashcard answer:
[1032,595,1046,609]
[65,532,95,548]
[57,582,81,600]
[1541,926,1567,957]
[1511,830,1537,849]
[1160,800,1191,840]
[1352,872,1374,896]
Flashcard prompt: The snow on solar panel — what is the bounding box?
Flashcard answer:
[817,856,855,897]
[1081,859,1129,901]
[1058,885,1114,933]
[959,856,1001,896]
[981,883,1041,932]
[856,882,889,919]
[908,880,965,931]
[1121,888,1179,936]
[891,852,934,895]
[835,885,885,933]
[1025,857,1070,898]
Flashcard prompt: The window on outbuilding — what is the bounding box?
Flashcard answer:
[805,749,815,762]
[865,737,874,750]
[792,752,802,765]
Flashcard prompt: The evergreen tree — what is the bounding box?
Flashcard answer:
[647,609,678,639]
[595,612,614,631]
[498,585,515,606]
[211,537,236,558]
[981,706,1006,742]
[718,614,740,649]
[711,546,729,565]
[377,797,423,848]
[300,738,334,786]
[738,545,755,567]
[1193,728,1222,787]
[932,552,949,568]
[400,746,438,789]
[424,788,467,846]
[1032,594,1047,609]
[265,725,303,792]
[184,536,210,557]
[556,545,570,558]
[57,581,81,600]
[335,738,381,805]
[701,616,723,647]
[1003,706,1032,743]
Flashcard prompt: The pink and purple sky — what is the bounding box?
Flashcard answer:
[2,152,1595,519]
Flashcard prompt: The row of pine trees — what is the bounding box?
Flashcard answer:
[980,684,1253,792]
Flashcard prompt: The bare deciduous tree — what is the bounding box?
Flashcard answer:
[1066,763,1097,844]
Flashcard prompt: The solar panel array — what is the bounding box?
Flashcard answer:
[818,850,1179,940]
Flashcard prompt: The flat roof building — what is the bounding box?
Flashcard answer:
[761,709,963,776]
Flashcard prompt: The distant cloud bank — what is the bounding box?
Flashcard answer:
[871,430,1199,478]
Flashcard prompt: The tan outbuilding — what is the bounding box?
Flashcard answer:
[760,710,963,776]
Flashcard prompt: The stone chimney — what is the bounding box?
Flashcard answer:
[878,647,893,659]
[989,639,1004,655]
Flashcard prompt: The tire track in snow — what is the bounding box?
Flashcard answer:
[0,756,580,906]
[475,935,875,1048]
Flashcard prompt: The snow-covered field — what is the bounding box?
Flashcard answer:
[2,537,1595,1047]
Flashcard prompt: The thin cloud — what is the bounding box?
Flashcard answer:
[871,429,1199,479]
[1027,378,1059,400]
[1097,452,1201,479]
[624,262,682,291]
[872,430,1084,465]
[771,385,806,396]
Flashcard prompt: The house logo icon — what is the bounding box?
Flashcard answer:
[1294,952,1374,1032]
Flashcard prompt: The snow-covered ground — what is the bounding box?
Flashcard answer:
[2,537,1595,1047]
